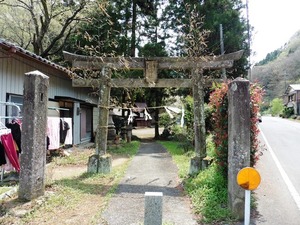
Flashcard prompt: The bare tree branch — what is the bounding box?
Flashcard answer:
[41,1,87,57]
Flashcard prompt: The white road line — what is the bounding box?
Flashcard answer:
[260,128,300,210]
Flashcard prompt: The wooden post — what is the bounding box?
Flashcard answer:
[189,68,206,175]
[87,68,112,173]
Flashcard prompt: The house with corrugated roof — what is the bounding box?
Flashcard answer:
[0,39,98,146]
[284,84,300,115]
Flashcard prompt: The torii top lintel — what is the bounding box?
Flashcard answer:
[63,50,243,88]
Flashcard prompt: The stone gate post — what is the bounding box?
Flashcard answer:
[228,77,251,219]
[19,71,49,201]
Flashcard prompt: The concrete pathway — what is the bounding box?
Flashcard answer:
[102,141,198,225]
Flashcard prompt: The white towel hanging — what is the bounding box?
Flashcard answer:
[164,107,174,119]
[180,106,185,127]
[144,108,152,121]
[128,109,134,125]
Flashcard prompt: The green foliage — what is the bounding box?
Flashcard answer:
[209,82,264,176]
[181,95,213,136]
[159,95,195,152]
[162,95,213,154]
[139,43,168,57]
[173,130,194,153]
[206,134,216,158]
[282,107,294,118]
[185,164,236,223]
[270,98,284,116]
[256,49,282,66]
[159,112,174,128]
[162,0,249,77]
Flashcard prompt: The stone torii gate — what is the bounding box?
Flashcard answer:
[63,50,243,174]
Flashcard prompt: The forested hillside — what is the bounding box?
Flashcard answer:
[252,30,300,108]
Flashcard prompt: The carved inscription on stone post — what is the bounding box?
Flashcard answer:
[145,60,158,86]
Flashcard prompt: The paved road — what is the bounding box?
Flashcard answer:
[254,116,300,224]
[102,141,198,225]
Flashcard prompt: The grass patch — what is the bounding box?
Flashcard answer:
[159,137,237,224]
[108,141,140,156]
[185,164,236,223]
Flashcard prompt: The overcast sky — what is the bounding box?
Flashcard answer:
[248,0,300,63]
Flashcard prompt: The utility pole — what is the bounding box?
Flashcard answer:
[220,24,226,80]
[246,0,251,81]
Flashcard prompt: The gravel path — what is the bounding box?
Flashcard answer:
[101,141,198,225]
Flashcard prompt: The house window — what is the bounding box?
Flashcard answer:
[6,94,23,119]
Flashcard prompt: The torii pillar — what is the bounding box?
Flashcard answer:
[87,68,112,173]
[189,68,206,174]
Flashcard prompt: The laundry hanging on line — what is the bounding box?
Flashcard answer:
[47,117,73,150]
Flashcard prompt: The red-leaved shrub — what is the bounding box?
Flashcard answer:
[209,81,263,176]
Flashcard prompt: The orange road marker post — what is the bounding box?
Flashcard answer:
[237,167,261,225]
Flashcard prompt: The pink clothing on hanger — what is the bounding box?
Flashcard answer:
[1,133,20,172]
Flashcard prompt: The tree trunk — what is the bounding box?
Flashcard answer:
[131,0,136,57]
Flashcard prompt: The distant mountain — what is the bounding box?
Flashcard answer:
[255,49,282,66]
[251,30,300,104]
